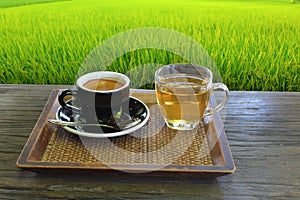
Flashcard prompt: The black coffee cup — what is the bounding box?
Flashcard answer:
[58,71,130,131]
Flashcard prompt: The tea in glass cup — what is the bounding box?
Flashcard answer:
[155,64,228,130]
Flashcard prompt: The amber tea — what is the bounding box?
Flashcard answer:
[155,64,229,130]
[156,75,210,130]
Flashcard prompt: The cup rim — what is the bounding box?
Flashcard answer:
[155,63,213,85]
[77,71,130,93]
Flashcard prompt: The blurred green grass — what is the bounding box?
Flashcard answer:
[0,0,67,8]
[0,0,299,91]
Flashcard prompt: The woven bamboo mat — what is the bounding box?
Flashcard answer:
[43,108,214,166]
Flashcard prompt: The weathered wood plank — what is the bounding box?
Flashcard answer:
[0,84,300,199]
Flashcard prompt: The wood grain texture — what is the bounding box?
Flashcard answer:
[0,84,300,199]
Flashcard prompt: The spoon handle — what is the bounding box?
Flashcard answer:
[48,118,141,130]
[49,119,104,127]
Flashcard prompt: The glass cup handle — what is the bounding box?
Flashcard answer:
[205,83,229,116]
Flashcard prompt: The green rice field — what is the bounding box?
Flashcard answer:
[0,0,299,91]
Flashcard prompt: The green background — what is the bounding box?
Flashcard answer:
[0,0,299,91]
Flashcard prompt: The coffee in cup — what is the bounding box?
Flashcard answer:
[83,78,124,91]
[58,71,130,132]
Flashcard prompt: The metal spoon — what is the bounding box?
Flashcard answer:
[49,118,142,131]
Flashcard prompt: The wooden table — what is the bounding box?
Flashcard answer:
[0,84,299,199]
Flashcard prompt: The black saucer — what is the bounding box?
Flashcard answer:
[56,96,150,138]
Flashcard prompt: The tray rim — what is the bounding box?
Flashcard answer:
[16,89,235,176]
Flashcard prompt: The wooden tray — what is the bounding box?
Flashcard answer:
[17,89,235,177]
